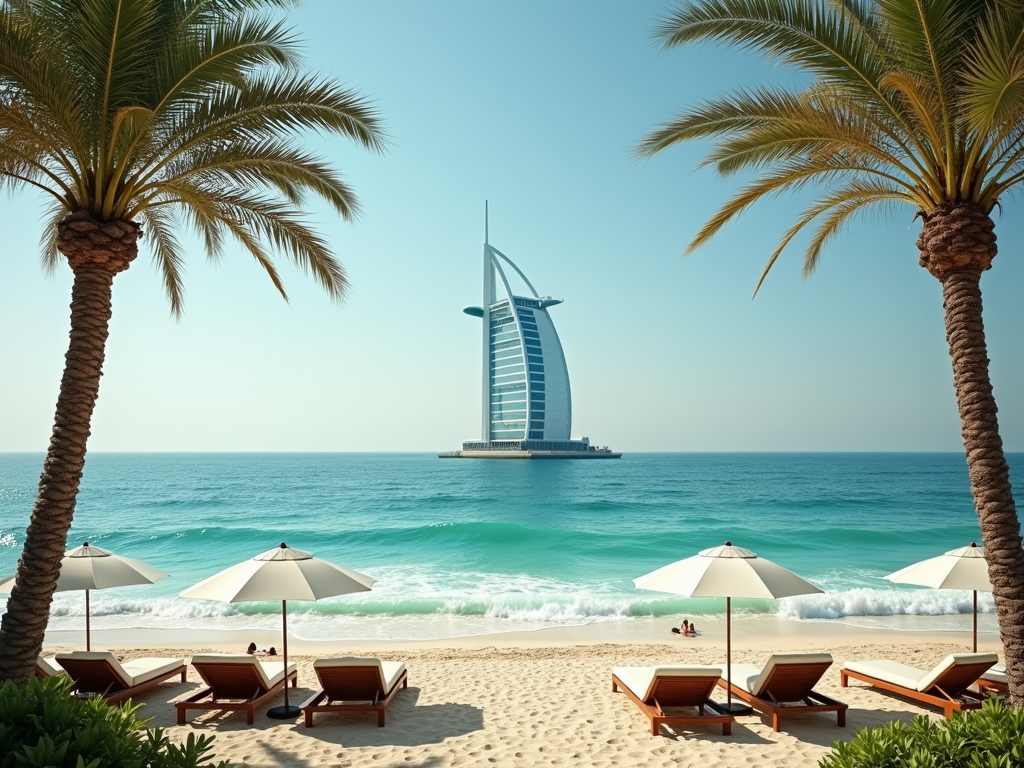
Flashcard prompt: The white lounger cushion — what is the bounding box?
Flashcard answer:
[727,653,833,698]
[313,656,407,693]
[981,664,1006,684]
[190,653,297,690]
[844,653,998,692]
[36,656,66,677]
[55,651,184,686]
[612,665,723,702]
[120,657,185,685]
[723,663,764,695]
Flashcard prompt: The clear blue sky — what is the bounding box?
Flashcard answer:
[1,0,1021,453]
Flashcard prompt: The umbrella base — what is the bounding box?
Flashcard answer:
[716,701,753,715]
[267,704,301,720]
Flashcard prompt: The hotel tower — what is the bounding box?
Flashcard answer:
[441,208,619,459]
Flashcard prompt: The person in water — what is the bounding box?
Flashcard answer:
[246,642,258,654]
[671,619,691,635]
[686,622,697,637]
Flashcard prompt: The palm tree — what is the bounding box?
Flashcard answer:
[0,0,385,686]
[639,0,1024,701]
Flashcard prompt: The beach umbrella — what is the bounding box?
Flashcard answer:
[0,542,169,651]
[885,542,992,652]
[634,541,822,713]
[180,542,375,720]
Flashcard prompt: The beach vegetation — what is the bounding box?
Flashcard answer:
[0,674,227,767]
[641,0,1024,701]
[0,0,386,686]
[819,697,1024,767]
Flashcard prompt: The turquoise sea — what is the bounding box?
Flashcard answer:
[0,452,1020,641]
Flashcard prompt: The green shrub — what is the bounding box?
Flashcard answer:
[819,697,1024,768]
[0,675,227,768]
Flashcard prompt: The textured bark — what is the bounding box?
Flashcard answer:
[0,212,140,686]
[919,202,1024,704]
[917,202,996,278]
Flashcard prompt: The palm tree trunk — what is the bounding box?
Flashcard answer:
[918,202,1023,703]
[0,265,115,685]
[940,270,1024,703]
[0,212,139,686]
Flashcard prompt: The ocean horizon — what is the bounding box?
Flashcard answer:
[1,451,1019,642]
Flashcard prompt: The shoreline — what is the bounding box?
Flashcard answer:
[43,613,1002,654]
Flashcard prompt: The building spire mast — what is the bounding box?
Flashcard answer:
[481,201,492,441]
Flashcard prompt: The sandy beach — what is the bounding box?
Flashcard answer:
[42,618,1003,768]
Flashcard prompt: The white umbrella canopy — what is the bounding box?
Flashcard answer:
[635,542,822,600]
[0,541,169,651]
[885,542,991,651]
[180,542,376,719]
[181,545,376,603]
[634,541,822,713]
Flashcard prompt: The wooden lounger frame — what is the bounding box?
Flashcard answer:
[299,666,409,727]
[840,661,994,719]
[56,657,187,706]
[34,662,59,679]
[612,672,734,736]
[175,663,298,725]
[716,661,847,732]
[975,676,1007,696]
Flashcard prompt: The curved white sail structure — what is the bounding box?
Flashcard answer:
[448,207,619,459]
[467,242,571,443]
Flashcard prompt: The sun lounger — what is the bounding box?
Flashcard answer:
[715,653,847,731]
[175,653,298,725]
[299,656,409,727]
[611,665,734,736]
[840,652,997,718]
[54,651,186,705]
[976,664,1007,695]
[35,656,66,678]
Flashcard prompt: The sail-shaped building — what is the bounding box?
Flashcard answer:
[441,211,619,459]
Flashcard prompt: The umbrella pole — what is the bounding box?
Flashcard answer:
[283,600,289,708]
[85,589,90,652]
[973,590,978,653]
[726,596,731,708]
[267,599,299,719]
[717,596,752,714]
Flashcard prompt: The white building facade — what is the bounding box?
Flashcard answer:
[459,233,607,455]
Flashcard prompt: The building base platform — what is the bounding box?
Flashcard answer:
[439,450,621,459]
[440,437,620,459]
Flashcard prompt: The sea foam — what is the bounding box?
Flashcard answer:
[778,587,995,620]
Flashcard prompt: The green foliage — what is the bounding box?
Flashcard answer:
[819,698,1024,768]
[0,675,227,768]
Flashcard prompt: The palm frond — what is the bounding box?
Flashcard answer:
[655,0,896,108]
[801,181,904,275]
[962,5,1024,130]
[130,139,362,220]
[151,178,348,300]
[749,179,906,294]
[1,0,383,312]
[37,199,67,274]
[151,15,300,112]
[636,87,807,158]
[138,205,187,316]
[644,0,1024,289]
[878,71,945,155]
[688,159,847,251]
